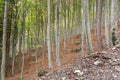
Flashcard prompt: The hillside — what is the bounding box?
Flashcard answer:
[6,27,120,80]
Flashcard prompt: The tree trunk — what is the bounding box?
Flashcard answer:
[1,1,9,80]
[97,0,103,51]
[51,0,55,54]
[84,0,93,53]
[20,0,26,79]
[111,0,119,46]
[11,2,18,76]
[63,0,67,51]
[105,0,110,47]
[0,1,4,66]
[47,0,52,69]
[81,0,85,57]
[56,0,61,66]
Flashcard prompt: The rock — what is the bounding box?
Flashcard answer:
[112,47,116,50]
[83,69,87,72]
[102,55,111,60]
[61,76,66,80]
[74,70,83,76]
[112,58,118,62]
[115,45,120,48]
[94,60,102,66]
[35,77,42,80]
[101,51,108,54]
[74,77,80,80]
[115,66,120,72]
[113,74,117,78]
[80,76,84,80]
[38,70,46,77]
[41,76,46,80]
[46,71,53,76]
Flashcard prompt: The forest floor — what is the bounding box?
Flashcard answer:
[7,27,120,80]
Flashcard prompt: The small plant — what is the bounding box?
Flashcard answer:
[113,28,116,31]
[112,35,117,46]
[112,29,118,46]
[75,42,80,45]
[38,70,46,77]
[19,78,22,80]
[75,48,81,52]
[71,48,81,53]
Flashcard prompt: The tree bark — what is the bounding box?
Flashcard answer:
[20,0,26,79]
[56,0,61,66]
[111,0,119,46]
[1,1,9,80]
[81,0,85,57]
[97,0,103,50]
[47,0,52,69]
[84,0,93,53]
[105,0,110,47]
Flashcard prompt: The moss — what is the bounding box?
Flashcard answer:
[75,42,80,45]
[115,39,120,45]
[38,70,46,77]
[19,78,23,80]
[113,28,116,31]
[71,48,81,53]
[112,35,117,46]
[112,32,115,35]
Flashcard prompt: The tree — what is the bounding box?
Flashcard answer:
[0,0,4,58]
[105,0,110,47]
[97,0,103,50]
[63,0,67,51]
[84,0,93,53]
[81,0,85,57]
[47,0,52,69]
[20,0,26,79]
[11,1,18,76]
[56,0,61,66]
[1,1,9,80]
[111,0,119,46]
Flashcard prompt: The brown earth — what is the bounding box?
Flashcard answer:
[6,26,120,80]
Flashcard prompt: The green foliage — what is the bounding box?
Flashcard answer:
[112,32,117,46]
[75,42,80,45]
[38,70,46,77]
[71,48,81,53]
[0,0,4,52]
[19,78,23,80]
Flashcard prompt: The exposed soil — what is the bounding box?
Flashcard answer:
[6,26,120,80]
[39,48,120,80]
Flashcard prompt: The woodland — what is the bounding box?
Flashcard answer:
[0,0,120,80]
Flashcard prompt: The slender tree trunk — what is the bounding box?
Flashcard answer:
[47,0,52,69]
[56,0,61,66]
[63,0,67,51]
[20,0,26,79]
[97,0,103,50]
[71,14,74,51]
[51,0,55,54]
[67,0,70,38]
[84,0,93,53]
[92,0,95,29]
[71,0,75,51]
[81,1,85,57]
[111,0,118,46]
[0,1,4,55]
[34,26,38,76]
[105,0,110,47]
[1,1,8,80]
[27,28,31,58]
[11,2,18,76]
[5,2,12,77]
[95,0,98,36]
